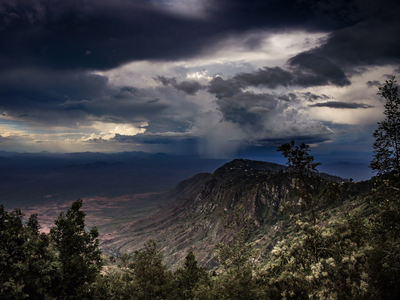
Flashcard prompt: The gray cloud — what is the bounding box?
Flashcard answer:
[0,0,363,73]
[289,53,351,86]
[300,92,330,102]
[207,76,242,98]
[366,80,381,87]
[233,67,294,88]
[209,85,334,145]
[2,0,395,73]
[216,91,277,130]
[155,76,204,95]
[289,2,400,78]
[0,69,168,127]
[309,101,373,109]
[207,61,351,96]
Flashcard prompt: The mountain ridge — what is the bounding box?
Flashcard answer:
[100,158,362,268]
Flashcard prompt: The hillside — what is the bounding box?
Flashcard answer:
[99,159,370,268]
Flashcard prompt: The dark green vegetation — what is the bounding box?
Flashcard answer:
[371,76,400,174]
[1,79,400,299]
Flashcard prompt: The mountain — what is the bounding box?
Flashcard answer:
[99,159,370,268]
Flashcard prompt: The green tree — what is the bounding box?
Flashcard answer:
[0,207,28,299]
[50,199,102,299]
[278,141,320,176]
[212,207,264,299]
[173,251,208,300]
[278,141,320,224]
[368,173,400,298]
[129,240,171,300]
[371,76,400,174]
[0,208,58,299]
[21,214,59,299]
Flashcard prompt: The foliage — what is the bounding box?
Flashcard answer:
[128,240,172,299]
[262,215,371,299]
[368,173,400,298]
[173,251,209,300]
[277,141,320,176]
[0,207,58,300]
[93,270,137,300]
[50,199,103,299]
[278,140,321,224]
[210,206,264,299]
[371,76,400,174]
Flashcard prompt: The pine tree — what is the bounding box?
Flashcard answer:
[371,76,400,174]
[174,251,208,300]
[0,206,28,299]
[50,199,102,299]
[0,208,57,299]
[129,240,171,300]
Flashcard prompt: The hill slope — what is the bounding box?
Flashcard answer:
[100,159,368,268]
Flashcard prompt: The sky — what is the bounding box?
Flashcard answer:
[0,0,399,177]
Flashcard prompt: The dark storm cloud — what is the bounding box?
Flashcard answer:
[212,0,362,32]
[309,101,373,109]
[289,1,400,74]
[210,0,400,94]
[288,53,351,86]
[155,76,204,95]
[0,0,384,72]
[0,0,209,71]
[233,67,294,89]
[0,69,167,126]
[207,63,350,96]
[0,0,398,155]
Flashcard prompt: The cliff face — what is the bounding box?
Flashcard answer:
[100,159,349,268]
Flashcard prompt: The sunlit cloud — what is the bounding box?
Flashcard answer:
[81,121,148,141]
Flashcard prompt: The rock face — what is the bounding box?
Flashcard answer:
[101,159,345,268]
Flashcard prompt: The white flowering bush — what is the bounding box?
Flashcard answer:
[261,214,371,299]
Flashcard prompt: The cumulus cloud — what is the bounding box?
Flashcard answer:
[82,121,148,141]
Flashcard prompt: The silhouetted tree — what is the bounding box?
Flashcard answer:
[278,140,320,224]
[371,76,400,174]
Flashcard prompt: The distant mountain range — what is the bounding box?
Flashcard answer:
[0,151,226,208]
